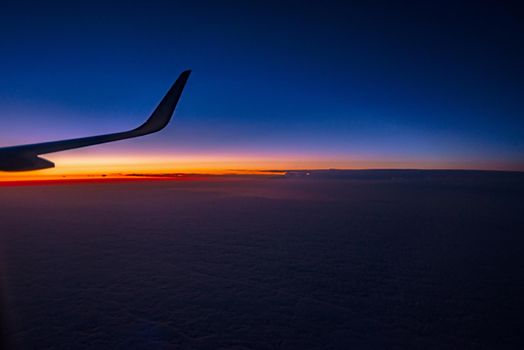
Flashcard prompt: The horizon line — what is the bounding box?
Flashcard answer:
[2,168,523,187]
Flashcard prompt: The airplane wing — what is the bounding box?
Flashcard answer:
[0,70,191,171]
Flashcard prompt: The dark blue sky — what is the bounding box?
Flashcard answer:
[0,0,523,170]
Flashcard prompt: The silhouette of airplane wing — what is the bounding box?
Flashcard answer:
[0,70,191,171]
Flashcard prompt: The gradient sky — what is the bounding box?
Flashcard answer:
[0,0,523,177]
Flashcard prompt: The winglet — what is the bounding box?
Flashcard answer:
[134,70,191,134]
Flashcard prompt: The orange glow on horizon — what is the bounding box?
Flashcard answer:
[1,151,521,183]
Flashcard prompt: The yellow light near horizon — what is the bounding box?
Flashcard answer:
[0,153,299,181]
[1,152,519,182]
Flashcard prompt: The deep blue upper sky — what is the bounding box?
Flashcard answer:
[0,0,523,170]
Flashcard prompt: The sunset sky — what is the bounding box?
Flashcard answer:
[1,1,523,180]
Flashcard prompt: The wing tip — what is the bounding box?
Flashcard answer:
[133,70,192,134]
[179,69,192,81]
[179,70,192,85]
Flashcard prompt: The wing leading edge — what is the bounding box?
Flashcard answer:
[0,70,191,171]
